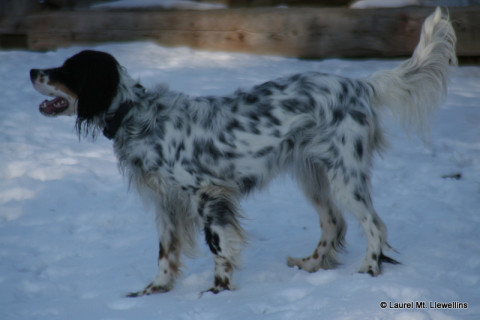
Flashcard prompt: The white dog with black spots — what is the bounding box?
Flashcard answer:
[30,8,456,296]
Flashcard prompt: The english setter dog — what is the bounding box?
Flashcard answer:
[30,8,456,295]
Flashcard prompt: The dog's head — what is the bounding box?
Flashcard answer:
[30,50,120,134]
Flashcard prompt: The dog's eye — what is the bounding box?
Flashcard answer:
[53,68,72,81]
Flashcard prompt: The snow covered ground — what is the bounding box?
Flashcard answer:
[0,42,479,320]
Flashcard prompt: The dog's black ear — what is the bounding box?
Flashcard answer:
[71,50,120,135]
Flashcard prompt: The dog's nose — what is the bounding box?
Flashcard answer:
[30,69,39,81]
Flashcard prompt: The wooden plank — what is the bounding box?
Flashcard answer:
[1,7,479,59]
[225,0,351,7]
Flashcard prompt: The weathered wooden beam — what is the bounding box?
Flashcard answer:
[225,0,352,7]
[1,7,479,59]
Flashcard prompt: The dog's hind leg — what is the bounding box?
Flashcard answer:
[287,158,346,272]
[328,134,399,276]
[338,182,398,276]
[197,186,246,294]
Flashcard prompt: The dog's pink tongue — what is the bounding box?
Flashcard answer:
[39,97,69,115]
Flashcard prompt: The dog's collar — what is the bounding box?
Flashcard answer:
[103,101,132,140]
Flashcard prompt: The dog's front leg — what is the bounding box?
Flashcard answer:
[197,187,246,294]
[128,206,181,297]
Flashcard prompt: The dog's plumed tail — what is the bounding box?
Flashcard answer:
[366,7,457,140]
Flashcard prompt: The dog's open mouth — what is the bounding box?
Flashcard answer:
[39,97,69,116]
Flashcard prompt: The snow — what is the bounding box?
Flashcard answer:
[1,42,479,319]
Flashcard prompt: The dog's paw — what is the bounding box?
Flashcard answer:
[358,260,381,276]
[287,256,301,268]
[126,282,171,297]
[287,256,314,272]
[200,275,234,296]
[287,256,326,273]
[200,286,230,296]
[358,252,400,276]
